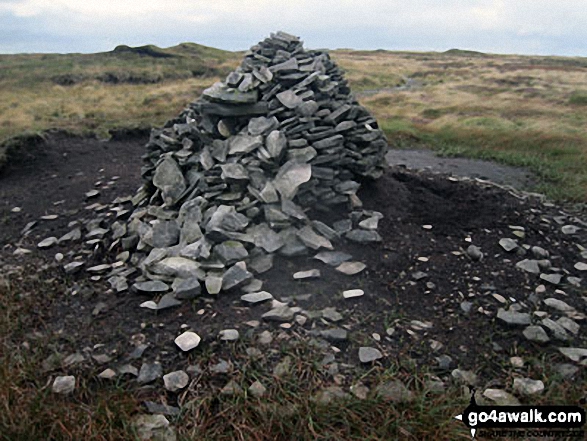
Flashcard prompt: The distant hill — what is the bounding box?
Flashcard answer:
[0,42,240,87]
[443,48,488,57]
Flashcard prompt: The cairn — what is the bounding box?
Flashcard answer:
[118,31,388,299]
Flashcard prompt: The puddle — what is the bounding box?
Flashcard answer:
[386,148,537,191]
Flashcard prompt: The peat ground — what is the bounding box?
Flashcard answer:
[1,133,586,440]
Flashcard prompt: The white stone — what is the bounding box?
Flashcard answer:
[163,370,189,392]
[483,389,520,406]
[335,261,366,275]
[52,375,76,394]
[513,378,544,396]
[248,380,267,397]
[174,331,201,352]
[343,289,364,299]
[219,329,239,341]
[358,347,383,363]
[98,368,117,380]
[293,269,321,279]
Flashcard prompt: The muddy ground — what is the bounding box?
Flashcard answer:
[1,132,585,404]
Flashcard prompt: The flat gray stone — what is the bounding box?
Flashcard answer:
[482,389,520,406]
[220,164,249,182]
[317,307,341,323]
[516,259,540,274]
[222,262,253,290]
[174,278,201,300]
[557,347,587,363]
[241,279,263,293]
[152,221,180,248]
[574,262,587,271]
[262,306,295,322]
[499,238,518,252]
[540,273,563,285]
[557,317,580,335]
[38,237,58,249]
[544,298,575,312]
[215,240,249,263]
[314,251,352,266]
[265,130,287,159]
[63,261,84,274]
[133,280,170,294]
[436,355,454,370]
[541,318,570,341]
[58,228,82,243]
[202,81,257,104]
[151,257,203,279]
[320,328,348,342]
[523,325,550,343]
[451,369,478,386]
[335,261,366,275]
[293,269,321,279]
[137,362,163,384]
[248,116,279,136]
[562,225,580,234]
[153,157,186,206]
[241,291,273,304]
[358,217,379,230]
[531,246,549,259]
[273,160,312,200]
[228,134,263,155]
[276,89,303,108]
[497,308,532,326]
[157,294,183,310]
[296,226,333,250]
[287,146,317,163]
[359,347,383,363]
[249,254,274,274]
[513,378,544,396]
[345,229,382,243]
[282,199,307,220]
[252,224,284,253]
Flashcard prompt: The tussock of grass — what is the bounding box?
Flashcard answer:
[569,90,587,106]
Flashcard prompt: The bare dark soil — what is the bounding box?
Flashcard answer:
[1,133,585,400]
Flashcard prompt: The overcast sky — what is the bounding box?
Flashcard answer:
[1,0,586,56]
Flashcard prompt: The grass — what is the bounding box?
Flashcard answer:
[1,43,587,200]
[334,49,587,201]
[1,269,585,440]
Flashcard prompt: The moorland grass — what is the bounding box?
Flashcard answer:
[1,43,586,201]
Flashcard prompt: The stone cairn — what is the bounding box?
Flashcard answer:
[119,31,388,300]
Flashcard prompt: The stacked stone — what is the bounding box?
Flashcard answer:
[120,31,386,297]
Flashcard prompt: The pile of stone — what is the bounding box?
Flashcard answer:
[117,31,387,298]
